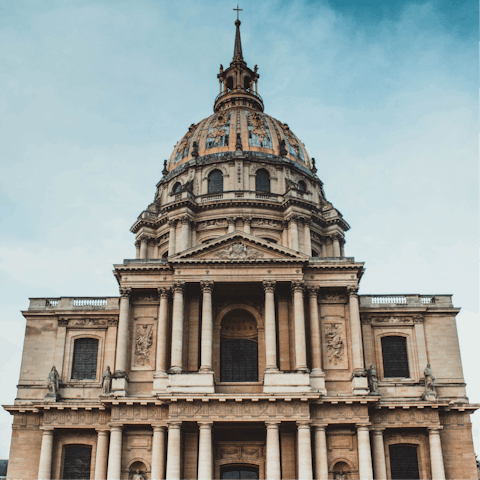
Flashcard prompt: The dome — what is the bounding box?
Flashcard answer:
[166,108,313,172]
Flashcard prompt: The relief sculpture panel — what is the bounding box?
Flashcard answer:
[131,318,156,371]
[322,319,349,369]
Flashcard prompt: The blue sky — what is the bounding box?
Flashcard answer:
[0,0,478,459]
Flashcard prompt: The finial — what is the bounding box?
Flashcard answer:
[162,160,168,176]
[233,6,243,61]
[311,157,317,175]
[234,4,242,21]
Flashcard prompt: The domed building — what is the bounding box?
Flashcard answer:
[4,18,478,480]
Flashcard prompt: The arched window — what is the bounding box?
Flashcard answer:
[244,75,251,90]
[220,310,258,382]
[71,338,98,380]
[255,169,270,192]
[381,336,409,378]
[173,182,182,194]
[226,76,234,90]
[62,445,92,479]
[298,180,306,192]
[208,170,224,193]
[389,445,420,479]
[221,465,259,479]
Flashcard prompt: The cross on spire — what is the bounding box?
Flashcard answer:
[234,4,242,21]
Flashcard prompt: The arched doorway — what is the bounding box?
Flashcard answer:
[221,465,259,479]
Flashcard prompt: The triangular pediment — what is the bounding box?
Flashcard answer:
[169,231,309,263]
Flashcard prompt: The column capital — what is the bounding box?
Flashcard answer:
[313,424,328,431]
[39,426,55,433]
[356,423,371,430]
[296,421,312,428]
[331,232,343,240]
[370,427,385,434]
[427,426,443,433]
[228,216,237,225]
[292,280,305,294]
[157,287,171,298]
[198,421,214,428]
[96,429,110,435]
[152,425,167,432]
[172,281,185,294]
[180,215,191,225]
[289,215,300,224]
[134,239,140,247]
[347,285,359,297]
[168,218,178,227]
[200,280,214,294]
[265,421,281,428]
[307,286,319,298]
[120,287,132,298]
[109,425,123,433]
[263,280,276,293]
[243,216,252,225]
[282,221,289,229]
[302,216,312,226]
[167,421,182,429]
[139,234,150,244]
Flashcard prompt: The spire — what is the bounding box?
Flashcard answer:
[233,19,243,61]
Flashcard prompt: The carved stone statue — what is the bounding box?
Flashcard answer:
[101,366,112,395]
[254,64,258,73]
[134,324,153,366]
[132,469,144,480]
[219,64,223,74]
[422,363,437,401]
[45,366,60,402]
[367,364,380,395]
[335,469,347,480]
[325,324,344,365]
[191,141,199,158]
[279,139,288,156]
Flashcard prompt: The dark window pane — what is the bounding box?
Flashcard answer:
[255,169,270,192]
[221,339,258,382]
[173,182,182,194]
[221,466,259,480]
[208,170,224,193]
[63,445,92,480]
[381,336,409,378]
[71,338,98,380]
[298,180,306,192]
[389,445,420,480]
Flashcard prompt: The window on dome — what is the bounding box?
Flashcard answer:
[71,338,98,380]
[381,336,409,378]
[208,170,224,194]
[227,76,234,90]
[244,75,251,89]
[255,169,270,193]
[173,182,182,194]
[298,180,306,192]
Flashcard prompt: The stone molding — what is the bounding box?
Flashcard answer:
[262,280,276,293]
[361,315,424,325]
[58,318,118,327]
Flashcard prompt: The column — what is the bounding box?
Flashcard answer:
[38,427,54,480]
[321,241,327,258]
[151,426,167,480]
[115,288,131,375]
[170,282,185,372]
[314,425,328,480]
[340,238,345,257]
[347,286,365,373]
[95,429,109,480]
[155,287,170,375]
[135,240,140,259]
[263,281,278,371]
[266,421,281,480]
[307,287,323,374]
[228,217,236,233]
[357,425,374,480]
[168,219,177,256]
[166,422,182,480]
[197,422,213,480]
[191,222,197,247]
[106,426,123,480]
[303,218,312,256]
[371,428,387,480]
[289,216,299,251]
[292,281,308,371]
[332,234,341,257]
[140,236,149,260]
[181,216,190,251]
[200,281,214,371]
[243,217,252,234]
[428,427,446,480]
[297,422,313,480]
[281,222,289,247]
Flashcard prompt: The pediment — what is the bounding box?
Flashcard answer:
[169,232,309,263]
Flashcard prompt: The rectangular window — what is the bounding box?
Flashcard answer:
[381,336,409,378]
[71,338,99,380]
[63,445,92,479]
[389,445,420,479]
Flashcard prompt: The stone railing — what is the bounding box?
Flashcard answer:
[197,191,281,204]
[29,297,119,311]
[360,294,453,308]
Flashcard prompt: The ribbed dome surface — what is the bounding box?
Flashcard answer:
[167,106,312,172]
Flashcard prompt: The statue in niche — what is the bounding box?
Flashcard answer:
[325,324,344,365]
[335,469,348,480]
[45,366,60,401]
[101,366,112,395]
[132,469,145,480]
[422,363,437,401]
[135,324,153,366]
[367,364,380,395]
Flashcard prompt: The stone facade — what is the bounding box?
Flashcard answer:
[4,19,478,480]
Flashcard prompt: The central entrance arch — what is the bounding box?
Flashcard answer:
[221,465,259,479]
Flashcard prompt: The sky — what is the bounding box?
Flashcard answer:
[0,0,478,460]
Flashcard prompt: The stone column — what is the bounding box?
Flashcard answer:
[357,425,374,480]
[332,234,341,257]
[304,218,312,256]
[289,216,299,251]
[314,425,328,480]
[166,422,182,480]
[151,426,167,480]
[170,282,185,372]
[197,422,213,480]
[243,217,252,234]
[297,422,313,480]
[139,236,149,260]
[155,287,170,375]
[340,238,345,257]
[38,427,54,480]
[321,241,327,258]
[428,427,446,480]
[347,286,365,373]
[263,280,278,371]
[200,281,214,372]
[266,421,281,480]
[292,281,308,372]
[135,240,140,259]
[228,217,236,233]
[106,426,123,480]
[371,428,387,480]
[307,287,323,374]
[191,222,197,247]
[115,287,131,375]
[95,429,109,480]
[168,219,177,256]
[181,216,190,251]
